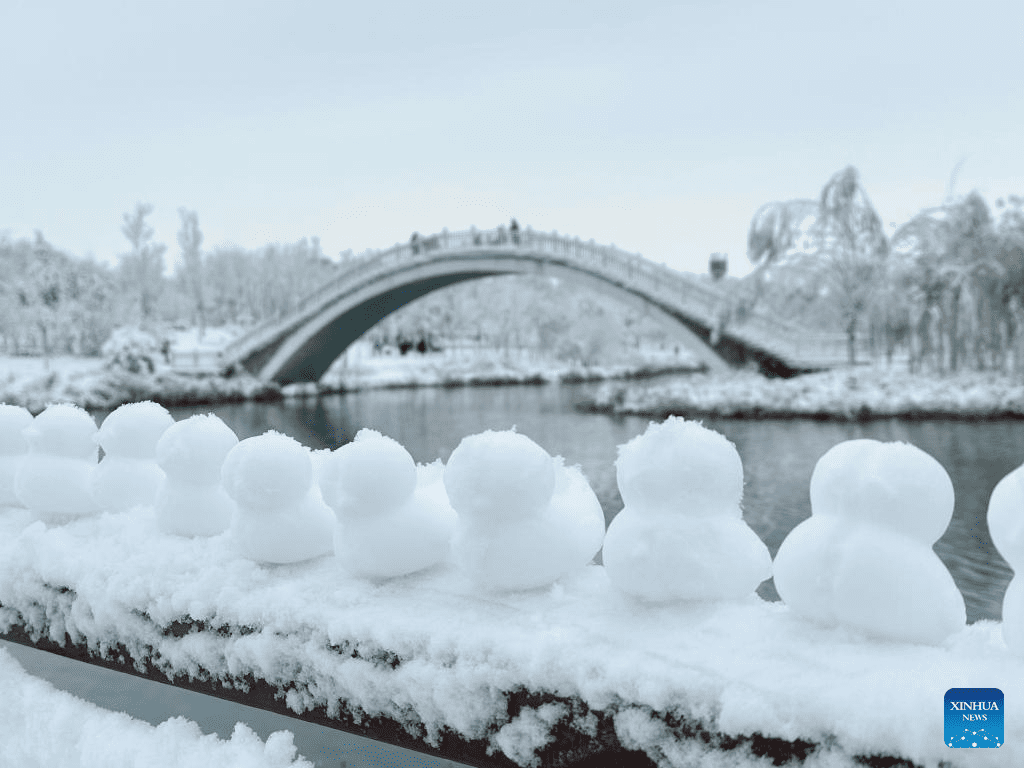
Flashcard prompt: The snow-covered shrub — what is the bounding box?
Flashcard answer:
[101,327,162,375]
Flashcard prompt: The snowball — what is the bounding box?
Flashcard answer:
[333,467,458,580]
[987,463,1024,570]
[603,514,771,602]
[90,402,175,513]
[0,404,33,454]
[224,431,334,564]
[24,403,97,460]
[323,432,456,580]
[154,414,238,537]
[604,417,769,602]
[222,432,313,511]
[810,439,954,542]
[987,464,1024,655]
[446,430,604,591]
[774,438,965,645]
[0,405,33,507]
[320,429,417,514]
[443,429,556,522]
[14,403,100,520]
[615,416,743,517]
[156,414,239,485]
[96,401,175,458]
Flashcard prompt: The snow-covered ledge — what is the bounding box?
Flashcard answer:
[0,506,1017,768]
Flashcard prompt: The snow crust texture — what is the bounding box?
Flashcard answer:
[773,439,967,645]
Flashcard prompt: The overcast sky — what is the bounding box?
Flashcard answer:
[2,0,1022,277]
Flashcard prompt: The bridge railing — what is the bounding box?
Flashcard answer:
[224,227,859,369]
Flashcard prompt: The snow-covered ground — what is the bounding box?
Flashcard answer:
[0,342,701,412]
[0,501,1018,768]
[0,645,312,768]
[312,344,701,395]
[0,354,275,413]
[582,367,1024,420]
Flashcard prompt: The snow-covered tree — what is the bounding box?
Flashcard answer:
[176,207,206,339]
[119,203,167,325]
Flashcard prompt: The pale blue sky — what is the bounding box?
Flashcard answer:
[2,0,1022,277]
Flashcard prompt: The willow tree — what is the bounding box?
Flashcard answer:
[119,203,167,325]
[814,167,890,364]
[743,167,888,364]
[176,207,206,340]
[892,193,1005,372]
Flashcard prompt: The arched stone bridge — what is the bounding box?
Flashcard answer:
[220,227,855,384]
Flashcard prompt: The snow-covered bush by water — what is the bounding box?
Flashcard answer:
[102,327,163,375]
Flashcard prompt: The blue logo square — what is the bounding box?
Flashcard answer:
[945,688,1003,748]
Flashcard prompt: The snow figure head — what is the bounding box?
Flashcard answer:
[96,401,174,458]
[24,403,98,460]
[0,405,33,455]
[156,414,238,485]
[321,429,417,515]
[810,439,954,542]
[222,431,313,512]
[443,429,556,522]
[615,416,743,517]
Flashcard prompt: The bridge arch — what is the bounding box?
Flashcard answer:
[222,229,850,384]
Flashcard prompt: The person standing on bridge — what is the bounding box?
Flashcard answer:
[410,232,420,255]
[510,218,520,246]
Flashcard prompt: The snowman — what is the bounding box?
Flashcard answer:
[601,416,771,602]
[0,405,33,508]
[320,429,457,580]
[442,428,605,591]
[986,463,1024,655]
[773,439,966,645]
[222,431,335,564]
[14,403,101,522]
[91,401,175,513]
[154,414,238,537]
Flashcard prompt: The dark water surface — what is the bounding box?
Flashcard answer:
[161,381,1021,624]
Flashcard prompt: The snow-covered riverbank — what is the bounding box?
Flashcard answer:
[8,353,1024,421]
[0,353,701,413]
[0,356,278,414]
[579,368,1024,421]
